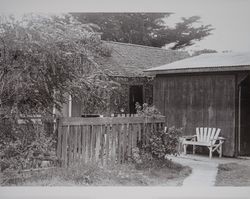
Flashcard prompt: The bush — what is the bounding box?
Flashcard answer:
[135,102,161,118]
[133,103,183,168]
[0,119,57,172]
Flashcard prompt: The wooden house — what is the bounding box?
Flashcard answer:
[60,41,189,117]
[145,52,250,157]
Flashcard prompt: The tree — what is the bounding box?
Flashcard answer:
[71,13,214,50]
[0,13,113,120]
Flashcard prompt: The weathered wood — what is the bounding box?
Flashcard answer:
[81,125,86,163]
[117,124,121,164]
[91,125,95,163]
[56,118,63,158]
[77,126,81,163]
[100,125,104,165]
[105,125,110,165]
[57,116,166,166]
[111,124,117,164]
[154,74,235,156]
[95,125,101,163]
[61,116,165,126]
[68,126,73,166]
[73,126,78,162]
[85,125,90,163]
[61,126,68,167]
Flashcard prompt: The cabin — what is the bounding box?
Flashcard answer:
[145,52,250,157]
[60,41,189,117]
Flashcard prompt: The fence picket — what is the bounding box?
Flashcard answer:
[105,125,110,165]
[81,125,86,163]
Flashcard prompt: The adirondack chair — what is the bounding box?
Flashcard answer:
[182,127,225,158]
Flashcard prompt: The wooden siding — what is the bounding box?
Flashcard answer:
[153,74,236,156]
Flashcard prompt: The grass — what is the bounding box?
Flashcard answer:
[1,159,191,186]
[215,162,250,186]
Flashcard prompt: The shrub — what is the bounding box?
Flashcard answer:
[0,119,57,172]
[133,103,183,168]
[135,102,161,118]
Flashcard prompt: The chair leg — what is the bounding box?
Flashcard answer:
[209,146,213,159]
[219,143,222,158]
[193,145,196,154]
[183,144,187,155]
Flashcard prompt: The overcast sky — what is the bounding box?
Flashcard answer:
[1,0,250,53]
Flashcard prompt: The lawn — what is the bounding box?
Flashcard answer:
[215,162,250,186]
[1,159,191,186]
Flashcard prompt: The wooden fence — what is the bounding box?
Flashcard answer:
[56,116,166,167]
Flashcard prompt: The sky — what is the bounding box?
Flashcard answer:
[1,0,250,53]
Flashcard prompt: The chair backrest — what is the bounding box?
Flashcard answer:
[196,127,221,144]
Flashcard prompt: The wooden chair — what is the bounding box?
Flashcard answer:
[182,127,225,158]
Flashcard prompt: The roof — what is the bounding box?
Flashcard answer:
[97,41,189,77]
[145,52,250,75]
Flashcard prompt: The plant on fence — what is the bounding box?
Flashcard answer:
[132,126,182,169]
[135,102,161,118]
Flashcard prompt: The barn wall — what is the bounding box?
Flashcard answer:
[153,74,236,157]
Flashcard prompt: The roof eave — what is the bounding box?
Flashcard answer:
[144,65,250,75]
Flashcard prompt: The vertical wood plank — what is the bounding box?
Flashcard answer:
[138,123,142,142]
[85,125,90,163]
[56,118,62,158]
[105,124,110,166]
[95,125,101,163]
[91,125,96,163]
[73,126,78,162]
[68,126,73,166]
[77,125,81,164]
[61,126,68,167]
[117,124,121,164]
[81,125,86,164]
[100,125,104,165]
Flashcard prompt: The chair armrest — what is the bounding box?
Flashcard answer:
[209,137,226,141]
[182,135,196,141]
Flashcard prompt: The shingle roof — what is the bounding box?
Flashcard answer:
[97,41,189,77]
[145,52,250,75]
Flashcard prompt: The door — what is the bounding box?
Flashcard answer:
[239,75,250,155]
[129,85,143,114]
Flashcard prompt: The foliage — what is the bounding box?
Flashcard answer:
[0,13,115,120]
[131,126,182,169]
[72,13,213,49]
[0,121,56,172]
[135,102,161,117]
[145,127,182,159]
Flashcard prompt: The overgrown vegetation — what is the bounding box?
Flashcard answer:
[0,120,57,172]
[0,13,116,172]
[1,162,191,186]
[134,103,182,169]
[215,162,250,186]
